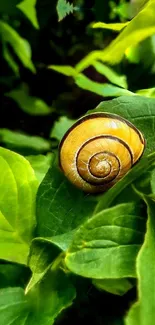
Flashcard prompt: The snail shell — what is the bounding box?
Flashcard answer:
[59,113,145,193]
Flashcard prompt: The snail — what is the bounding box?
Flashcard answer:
[59,112,145,193]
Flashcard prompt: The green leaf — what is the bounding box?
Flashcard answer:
[0,269,76,325]
[56,0,74,21]
[50,63,128,91]
[36,160,97,237]
[92,21,129,31]
[125,197,155,325]
[26,154,53,183]
[89,95,155,155]
[26,230,75,293]
[26,239,61,293]
[49,65,77,77]
[136,87,155,98]
[3,44,19,75]
[75,73,133,97]
[93,278,133,296]
[76,0,155,70]
[0,147,38,264]
[125,44,141,64]
[0,20,35,72]
[65,202,146,279]
[0,129,51,153]
[91,61,128,88]
[150,169,155,194]
[6,85,52,115]
[17,0,39,29]
[0,264,30,289]
[50,116,76,141]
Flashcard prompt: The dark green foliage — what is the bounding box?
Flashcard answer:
[0,1,155,325]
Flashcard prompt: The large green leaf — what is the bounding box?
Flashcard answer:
[17,0,39,29]
[125,196,155,325]
[76,0,155,70]
[0,269,76,325]
[36,161,97,237]
[65,203,146,279]
[0,20,35,72]
[6,85,52,115]
[0,147,38,264]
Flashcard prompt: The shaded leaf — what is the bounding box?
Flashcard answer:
[0,20,35,72]
[6,85,52,115]
[93,278,133,296]
[0,269,75,325]
[26,230,76,292]
[3,44,19,75]
[0,129,51,153]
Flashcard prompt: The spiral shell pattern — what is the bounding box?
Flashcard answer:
[59,113,145,193]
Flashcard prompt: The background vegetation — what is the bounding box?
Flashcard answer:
[1,1,155,325]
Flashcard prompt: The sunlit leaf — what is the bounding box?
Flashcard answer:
[17,0,39,29]
[75,73,133,97]
[92,21,129,31]
[76,0,155,70]
[0,147,38,264]
[136,87,155,98]
[49,65,77,77]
